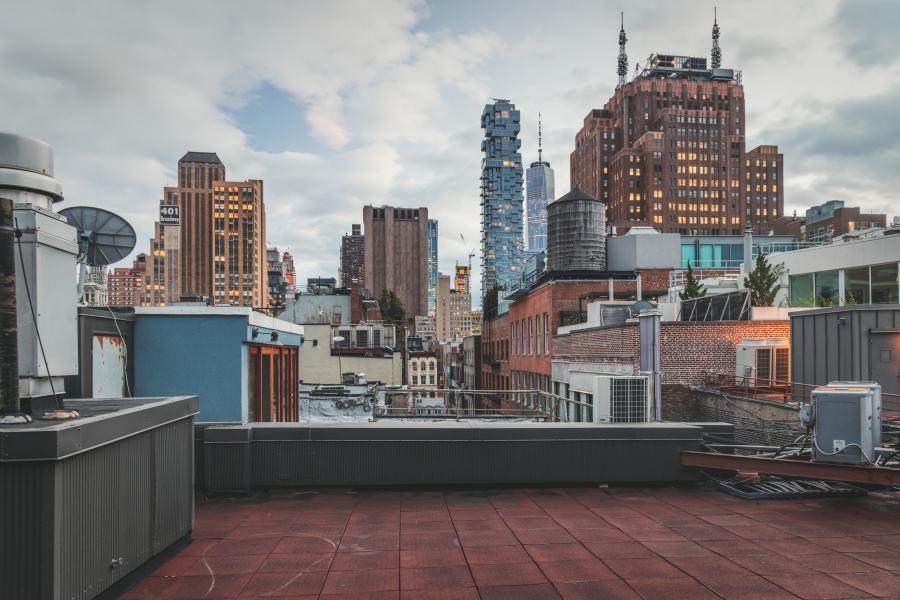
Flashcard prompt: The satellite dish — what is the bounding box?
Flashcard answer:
[59,206,136,304]
[59,206,136,266]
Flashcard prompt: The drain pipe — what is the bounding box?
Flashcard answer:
[0,197,30,423]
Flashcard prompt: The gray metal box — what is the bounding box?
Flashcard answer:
[811,382,880,465]
[13,203,79,397]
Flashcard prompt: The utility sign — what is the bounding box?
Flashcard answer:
[159,205,180,226]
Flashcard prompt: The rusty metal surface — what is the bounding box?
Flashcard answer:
[681,450,900,486]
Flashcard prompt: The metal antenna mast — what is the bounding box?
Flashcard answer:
[538,112,543,164]
[711,6,721,69]
[617,12,628,88]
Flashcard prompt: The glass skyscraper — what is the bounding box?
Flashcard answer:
[427,218,438,315]
[526,161,554,252]
[480,99,524,295]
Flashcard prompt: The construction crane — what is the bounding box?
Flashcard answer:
[459,233,475,293]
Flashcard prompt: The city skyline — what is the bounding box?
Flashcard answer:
[2,0,898,303]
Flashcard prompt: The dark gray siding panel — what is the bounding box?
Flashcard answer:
[203,423,704,491]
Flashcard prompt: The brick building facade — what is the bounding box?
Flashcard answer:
[108,253,146,307]
[570,49,783,235]
[553,319,791,420]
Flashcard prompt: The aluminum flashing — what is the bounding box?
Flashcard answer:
[0,396,199,460]
[201,421,710,491]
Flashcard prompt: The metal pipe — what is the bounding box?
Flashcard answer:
[0,197,23,417]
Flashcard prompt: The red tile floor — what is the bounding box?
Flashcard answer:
[122,486,900,599]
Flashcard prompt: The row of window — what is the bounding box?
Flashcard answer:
[511,313,550,356]
[790,263,899,307]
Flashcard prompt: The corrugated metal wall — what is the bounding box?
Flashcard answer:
[0,417,193,600]
[202,423,704,491]
[791,306,900,391]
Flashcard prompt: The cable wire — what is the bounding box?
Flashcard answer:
[13,218,61,410]
[103,301,132,397]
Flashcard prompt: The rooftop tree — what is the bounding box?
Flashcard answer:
[679,261,707,301]
[744,251,785,307]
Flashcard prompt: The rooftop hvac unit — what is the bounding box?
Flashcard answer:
[736,339,790,387]
[592,375,652,423]
[810,382,882,465]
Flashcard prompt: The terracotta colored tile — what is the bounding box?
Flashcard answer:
[569,527,632,543]
[805,537,891,554]
[800,552,885,574]
[702,575,799,600]
[757,538,835,556]
[471,561,548,587]
[766,574,875,600]
[321,592,398,600]
[665,555,753,581]
[239,571,327,597]
[555,579,642,600]
[505,517,559,530]
[537,558,618,583]
[671,524,740,541]
[401,565,474,591]
[699,514,760,527]
[293,511,351,524]
[401,510,452,524]
[338,534,400,553]
[207,536,283,556]
[478,583,561,599]
[258,552,333,573]
[450,508,498,521]
[332,550,398,571]
[183,554,266,575]
[272,534,339,554]
[343,523,400,536]
[401,532,460,550]
[730,554,811,576]
[456,529,519,547]
[514,528,578,545]
[454,518,510,532]
[400,589,480,600]
[162,573,252,598]
[584,541,656,559]
[833,571,900,598]
[290,523,348,537]
[603,557,684,580]
[321,569,399,595]
[152,554,200,577]
[640,540,715,558]
[400,548,466,568]
[622,528,687,542]
[525,543,593,562]
[625,577,722,600]
[118,575,176,599]
[402,520,455,534]
[849,552,900,571]
[699,539,772,557]
[723,524,794,540]
[177,538,222,557]
[464,545,532,565]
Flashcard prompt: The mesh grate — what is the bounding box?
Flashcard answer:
[755,348,772,384]
[775,348,789,382]
[610,378,648,423]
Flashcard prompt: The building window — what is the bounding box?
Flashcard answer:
[872,263,900,304]
[544,313,549,354]
[790,274,814,307]
[846,267,870,304]
[815,271,839,306]
[528,317,534,354]
[412,375,418,385]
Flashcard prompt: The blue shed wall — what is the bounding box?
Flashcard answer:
[134,315,248,422]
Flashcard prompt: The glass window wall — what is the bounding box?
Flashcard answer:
[790,274,814,307]
[845,267,869,304]
[815,270,839,307]
[872,263,899,304]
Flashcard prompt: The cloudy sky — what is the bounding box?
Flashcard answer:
[2,0,898,302]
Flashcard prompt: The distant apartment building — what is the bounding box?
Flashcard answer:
[339,223,365,288]
[142,222,168,307]
[462,334,482,391]
[435,273,481,341]
[773,200,888,244]
[427,218,438,315]
[81,266,108,307]
[363,205,429,319]
[481,99,525,294]
[282,251,296,292]
[156,152,266,306]
[267,247,288,309]
[570,19,783,235]
[454,264,471,295]
[108,253,146,307]
[526,118,554,252]
[414,315,436,343]
[408,351,438,389]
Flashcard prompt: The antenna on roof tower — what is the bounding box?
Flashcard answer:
[617,12,628,88]
[711,7,721,69]
[538,112,543,163]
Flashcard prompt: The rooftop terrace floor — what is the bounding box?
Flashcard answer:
[124,485,900,599]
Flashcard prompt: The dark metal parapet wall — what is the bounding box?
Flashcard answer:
[200,421,726,491]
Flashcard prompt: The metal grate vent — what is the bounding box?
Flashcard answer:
[610,377,649,423]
